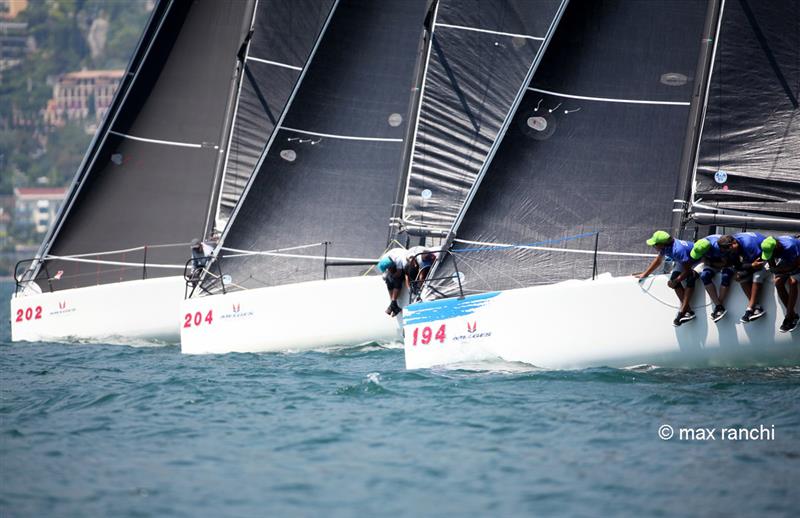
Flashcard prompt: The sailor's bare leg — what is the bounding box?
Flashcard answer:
[775,276,789,309]
[787,277,798,317]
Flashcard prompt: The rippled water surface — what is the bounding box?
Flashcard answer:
[2,281,799,517]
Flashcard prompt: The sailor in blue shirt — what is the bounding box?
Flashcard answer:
[690,235,735,322]
[761,235,800,332]
[634,230,698,326]
[718,232,768,323]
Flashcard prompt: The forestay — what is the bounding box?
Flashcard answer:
[429,0,709,297]
[214,0,335,228]
[33,0,253,290]
[401,0,568,233]
[693,0,800,220]
[206,0,430,292]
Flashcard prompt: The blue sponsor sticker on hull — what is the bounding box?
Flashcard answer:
[403,292,501,325]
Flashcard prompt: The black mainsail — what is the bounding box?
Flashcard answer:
[692,0,800,222]
[401,0,569,235]
[213,0,335,229]
[205,0,430,292]
[429,0,710,296]
[29,0,254,291]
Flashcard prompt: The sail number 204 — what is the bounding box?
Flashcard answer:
[184,310,213,328]
[411,325,446,345]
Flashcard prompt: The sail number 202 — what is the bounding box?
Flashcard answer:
[411,324,446,345]
[184,310,213,328]
[15,306,42,322]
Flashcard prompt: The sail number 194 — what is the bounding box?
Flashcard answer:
[411,324,446,345]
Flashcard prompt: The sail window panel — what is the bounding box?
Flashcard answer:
[112,0,249,145]
[278,4,421,141]
[403,0,565,231]
[534,0,707,102]
[44,0,251,290]
[429,0,708,298]
[695,0,800,219]
[214,0,429,291]
[248,0,335,69]
[220,134,405,289]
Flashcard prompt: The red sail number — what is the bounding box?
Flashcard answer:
[411,325,446,346]
[184,310,213,328]
[15,306,42,323]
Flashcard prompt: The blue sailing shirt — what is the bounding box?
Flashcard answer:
[660,238,694,265]
[733,232,766,263]
[703,234,726,261]
[774,236,800,266]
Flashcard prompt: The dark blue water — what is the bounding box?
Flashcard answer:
[2,281,799,517]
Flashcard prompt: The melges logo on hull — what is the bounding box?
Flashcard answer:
[220,303,254,320]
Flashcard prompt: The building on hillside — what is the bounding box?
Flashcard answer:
[43,69,124,128]
[13,187,67,234]
[0,20,28,71]
[0,0,28,20]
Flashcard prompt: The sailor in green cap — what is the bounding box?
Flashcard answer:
[634,230,698,326]
[689,235,735,322]
[761,235,800,332]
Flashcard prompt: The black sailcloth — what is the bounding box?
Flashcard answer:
[402,0,567,233]
[34,0,253,291]
[694,0,800,219]
[430,0,709,297]
[215,0,335,228]
[210,0,429,291]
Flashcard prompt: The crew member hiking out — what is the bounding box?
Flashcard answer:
[717,232,768,323]
[760,235,800,332]
[689,235,735,322]
[405,245,438,300]
[634,230,698,327]
[377,247,407,317]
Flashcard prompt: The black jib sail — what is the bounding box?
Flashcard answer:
[204,0,430,293]
[401,0,569,234]
[28,0,254,291]
[692,0,800,221]
[213,0,335,229]
[429,0,710,297]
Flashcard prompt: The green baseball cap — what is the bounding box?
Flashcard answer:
[690,239,711,260]
[761,236,777,260]
[646,230,671,246]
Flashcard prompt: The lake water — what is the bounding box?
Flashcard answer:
[1,281,798,516]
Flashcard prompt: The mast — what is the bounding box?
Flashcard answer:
[670,0,724,236]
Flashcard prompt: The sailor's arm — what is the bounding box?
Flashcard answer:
[633,255,664,279]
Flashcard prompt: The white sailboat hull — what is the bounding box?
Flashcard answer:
[403,274,800,369]
[180,276,403,354]
[10,276,186,344]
